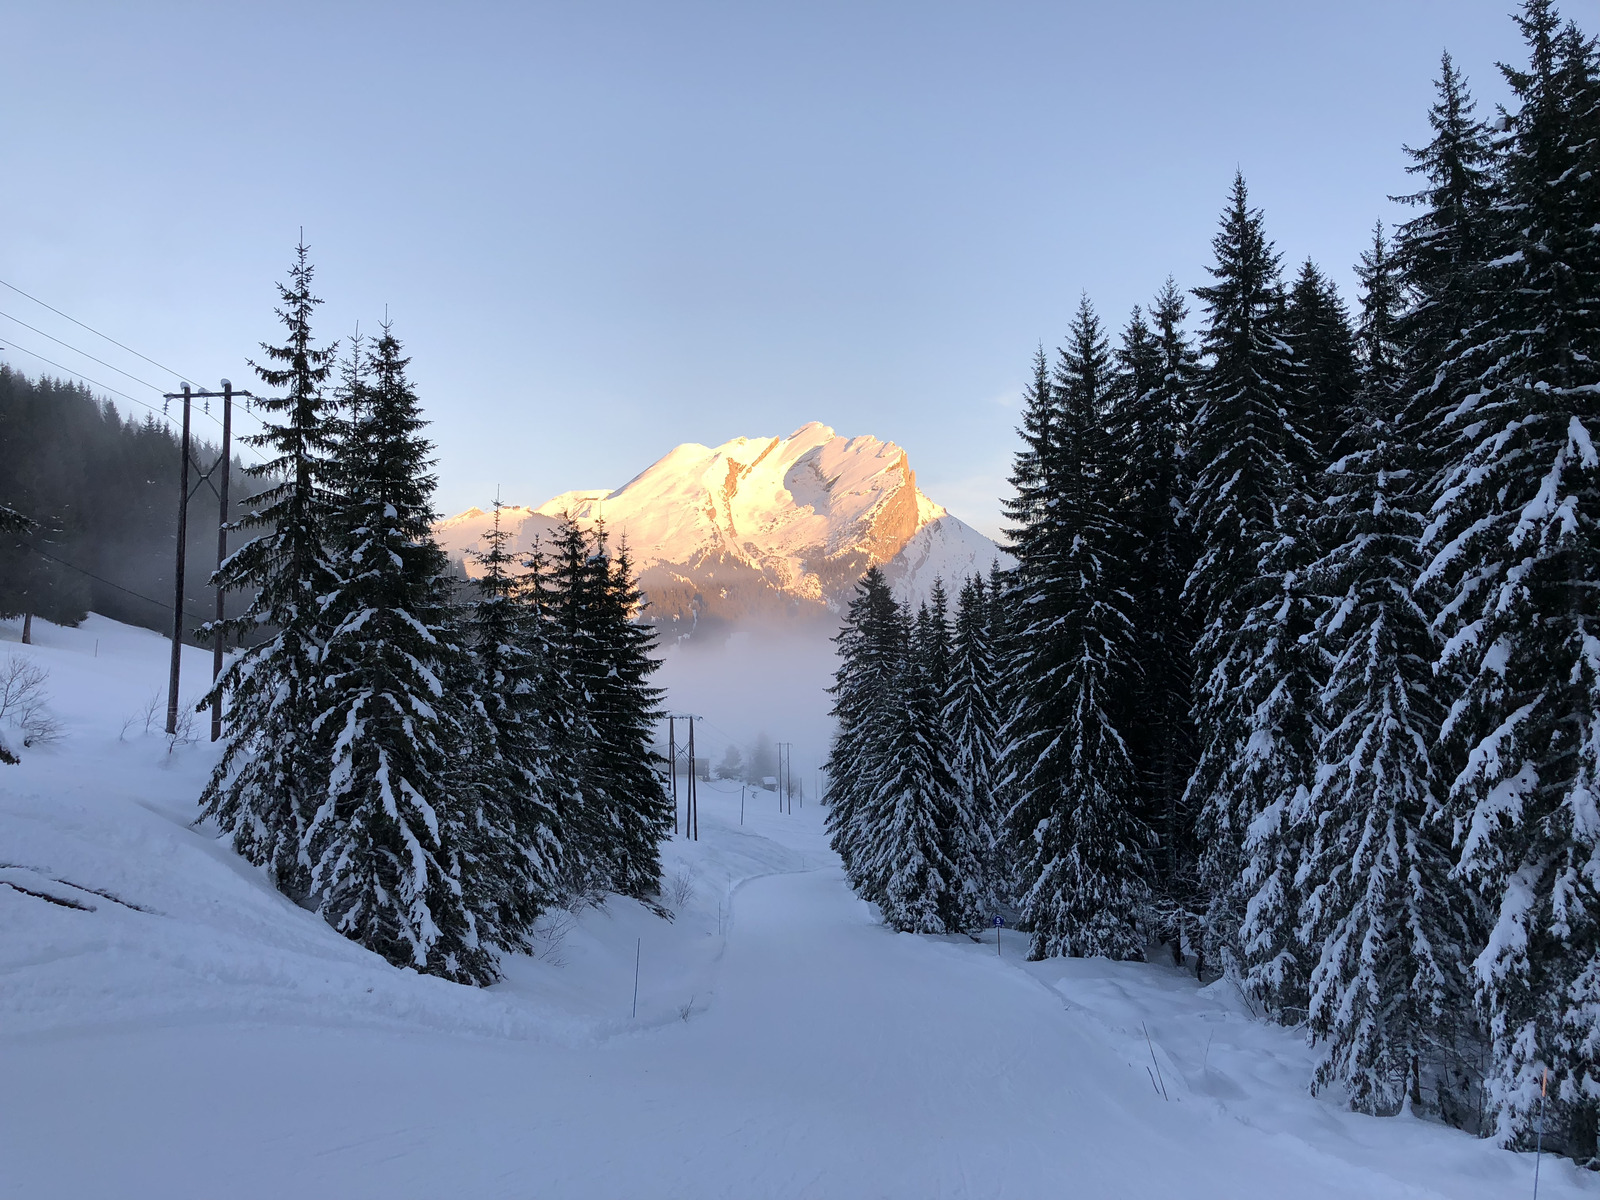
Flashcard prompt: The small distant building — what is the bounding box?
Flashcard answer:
[761,776,778,790]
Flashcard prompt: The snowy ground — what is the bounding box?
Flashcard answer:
[1,615,1593,1199]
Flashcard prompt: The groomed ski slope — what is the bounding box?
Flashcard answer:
[0,615,1592,1199]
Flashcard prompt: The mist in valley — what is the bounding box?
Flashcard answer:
[650,616,839,802]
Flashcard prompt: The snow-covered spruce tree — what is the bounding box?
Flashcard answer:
[200,242,338,898]
[943,573,1005,912]
[585,533,672,899]
[537,517,669,901]
[825,565,903,898]
[924,579,952,699]
[1392,52,1499,833]
[461,498,563,947]
[985,559,1020,902]
[1393,49,1497,487]
[1108,281,1202,957]
[854,600,971,934]
[536,517,607,897]
[1235,265,1361,1013]
[1183,175,1318,1005]
[1299,224,1475,1116]
[307,322,494,983]
[1001,296,1151,960]
[921,593,985,929]
[1419,3,1600,1153]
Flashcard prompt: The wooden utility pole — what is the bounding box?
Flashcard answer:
[776,742,794,814]
[688,715,698,841]
[210,380,234,742]
[166,383,192,736]
[668,715,678,836]
[162,381,250,738]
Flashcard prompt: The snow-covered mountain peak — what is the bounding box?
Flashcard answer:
[436,425,1008,632]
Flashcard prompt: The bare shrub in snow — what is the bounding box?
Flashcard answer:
[665,865,697,910]
[120,691,166,742]
[529,910,575,966]
[562,886,606,916]
[165,705,197,752]
[0,655,60,750]
[138,691,162,735]
[19,705,64,747]
[0,655,48,723]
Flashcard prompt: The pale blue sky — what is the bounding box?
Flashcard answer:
[1,2,1562,536]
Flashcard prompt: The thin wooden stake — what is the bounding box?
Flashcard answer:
[1534,1066,1547,1200]
[1143,1022,1169,1101]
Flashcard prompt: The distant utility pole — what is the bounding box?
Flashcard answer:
[162,380,250,739]
[777,742,794,815]
[665,714,698,840]
[688,716,698,841]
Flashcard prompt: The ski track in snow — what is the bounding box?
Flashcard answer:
[0,614,1594,1199]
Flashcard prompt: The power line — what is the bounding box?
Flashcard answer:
[0,336,272,468]
[0,276,274,444]
[0,276,195,384]
[12,536,212,628]
[0,337,177,424]
[0,308,170,395]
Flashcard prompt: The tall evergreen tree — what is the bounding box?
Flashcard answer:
[1419,2,1600,1151]
[305,322,492,982]
[538,518,669,901]
[855,601,972,933]
[1285,261,1360,467]
[1393,49,1497,481]
[1002,296,1150,960]
[201,242,338,897]
[462,498,563,950]
[1110,281,1202,956]
[1299,225,1476,1115]
[586,534,673,898]
[944,573,1005,912]
[1183,175,1318,1004]
[825,566,904,896]
[924,580,953,698]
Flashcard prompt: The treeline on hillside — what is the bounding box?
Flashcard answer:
[203,244,670,984]
[0,366,263,641]
[827,2,1600,1158]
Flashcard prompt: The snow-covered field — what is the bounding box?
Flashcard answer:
[1,614,1591,1199]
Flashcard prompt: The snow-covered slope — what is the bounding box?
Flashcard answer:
[434,423,1012,631]
[1,612,1587,1200]
[880,512,1008,603]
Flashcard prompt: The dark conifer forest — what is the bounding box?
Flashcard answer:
[827,0,1600,1156]
[0,366,258,640]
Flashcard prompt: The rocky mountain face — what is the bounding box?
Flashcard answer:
[434,422,1009,636]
